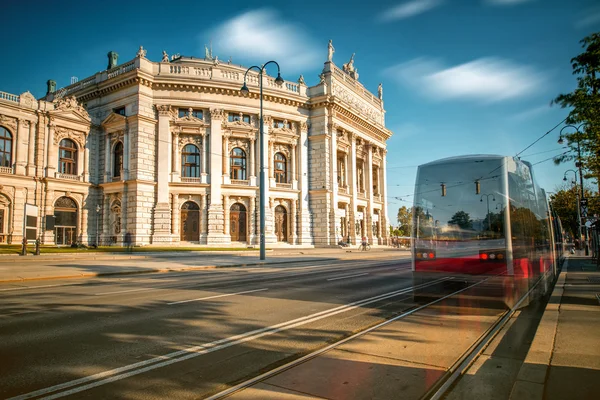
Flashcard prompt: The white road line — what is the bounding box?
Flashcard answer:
[94,288,156,296]
[326,273,369,281]
[9,278,449,400]
[0,283,77,292]
[167,288,269,305]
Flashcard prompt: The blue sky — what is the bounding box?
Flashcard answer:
[1,0,599,221]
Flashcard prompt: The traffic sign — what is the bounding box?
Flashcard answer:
[580,198,588,207]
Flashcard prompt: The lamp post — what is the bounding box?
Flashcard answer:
[96,205,101,248]
[559,124,588,255]
[240,61,284,260]
[563,169,583,252]
[480,194,495,234]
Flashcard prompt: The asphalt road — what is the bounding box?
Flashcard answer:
[1,253,426,399]
[0,252,529,400]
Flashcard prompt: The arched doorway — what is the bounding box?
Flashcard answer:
[180,201,200,242]
[230,203,247,242]
[54,197,78,245]
[275,205,288,242]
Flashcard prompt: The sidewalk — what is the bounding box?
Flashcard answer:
[510,256,600,400]
[1,247,408,283]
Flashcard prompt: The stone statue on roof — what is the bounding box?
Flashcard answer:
[378,83,383,100]
[327,40,335,62]
[343,53,359,80]
[136,46,147,58]
[298,75,305,85]
[161,51,169,63]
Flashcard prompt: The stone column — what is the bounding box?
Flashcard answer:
[83,135,89,182]
[80,195,89,244]
[200,194,208,244]
[290,199,297,244]
[201,134,208,183]
[171,132,180,182]
[268,140,274,179]
[223,195,230,236]
[328,123,339,246]
[367,144,374,244]
[298,121,312,244]
[27,121,36,176]
[172,193,179,239]
[46,123,57,177]
[291,143,297,189]
[349,133,357,245]
[249,195,256,245]
[382,150,389,245]
[249,138,256,186]
[15,119,28,175]
[207,108,229,244]
[152,105,173,243]
[103,194,111,241]
[42,188,54,244]
[123,125,130,180]
[104,133,111,181]
[262,116,276,243]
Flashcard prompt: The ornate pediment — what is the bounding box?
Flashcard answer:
[19,91,38,109]
[228,137,250,152]
[101,113,127,133]
[179,135,203,147]
[273,143,291,158]
[51,96,91,123]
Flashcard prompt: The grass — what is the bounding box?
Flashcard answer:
[0,245,259,255]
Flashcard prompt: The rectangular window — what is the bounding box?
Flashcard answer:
[178,109,187,118]
[113,107,126,116]
[228,113,251,123]
[273,119,290,129]
[179,109,203,119]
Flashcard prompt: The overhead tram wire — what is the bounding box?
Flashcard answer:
[515,116,568,157]
[532,150,571,166]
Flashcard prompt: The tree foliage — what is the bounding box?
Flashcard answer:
[552,32,600,185]
[550,183,600,237]
[448,211,473,230]
[396,206,412,236]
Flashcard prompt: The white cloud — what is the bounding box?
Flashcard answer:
[510,104,552,121]
[485,0,534,5]
[385,57,545,103]
[208,9,320,73]
[575,10,600,29]
[380,0,443,22]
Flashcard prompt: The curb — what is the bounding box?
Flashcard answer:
[508,258,568,400]
[0,257,344,284]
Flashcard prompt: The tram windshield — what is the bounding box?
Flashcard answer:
[414,157,506,256]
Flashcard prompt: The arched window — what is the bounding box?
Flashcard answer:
[181,144,200,178]
[0,127,12,168]
[230,147,246,180]
[274,152,287,183]
[113,142,123,178]
[58,139,77,175]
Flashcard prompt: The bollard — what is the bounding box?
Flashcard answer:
[35,238,40,256]
[20,237,27,256]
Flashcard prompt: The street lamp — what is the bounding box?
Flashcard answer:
[564,169,583,252]
[480,194,495,234]
[96,205,101,248]
[240,61,284,260]
[559,124,589,255]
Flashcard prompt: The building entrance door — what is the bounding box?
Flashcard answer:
[54,197,78,245]
[180,201,200,242]
[275,205,288,242]
[230,203,247,242]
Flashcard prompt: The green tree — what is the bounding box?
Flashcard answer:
[448,211,473,230]
[550,184,600,237]
[396,206,412,236]
[552,32,600,186]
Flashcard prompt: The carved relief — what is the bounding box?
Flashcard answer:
[210,108,224,121]
[300,121,308,132]
[156,104,172,116]
[19,91,37,108]
[263,115,273,126]
[0,115,17,132]
[273,144,291,158]
[19,119,30,129]
[228,138,249,152]
[54,127,86,148]
[55,96,90,118]
[179,135,203,147]
[332,83,382,125]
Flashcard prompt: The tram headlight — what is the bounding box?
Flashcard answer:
[489,253,496,260]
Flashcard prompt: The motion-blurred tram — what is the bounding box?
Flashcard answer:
[411,155,561,308]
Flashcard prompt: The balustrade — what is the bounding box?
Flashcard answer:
[0,166,13,174]
[181,177,201,184]
[230,179,249,186]
[0,91,19,103]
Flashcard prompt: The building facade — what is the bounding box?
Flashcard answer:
[0,44,392,247]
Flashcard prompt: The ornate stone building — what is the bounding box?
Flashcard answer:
[0,43,392,247]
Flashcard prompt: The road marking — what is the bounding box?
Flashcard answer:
[94,288,156,296]
[327,273,369,281]
[167,288,269,305]
[9,278,449,400]
[0,283,77,292]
